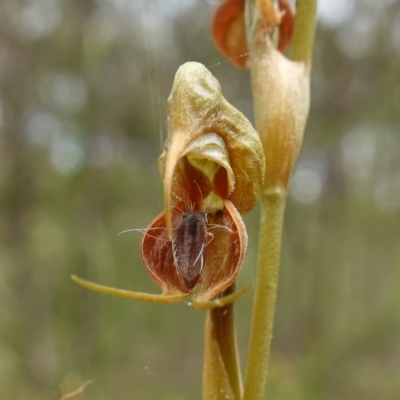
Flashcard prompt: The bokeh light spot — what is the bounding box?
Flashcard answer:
[25,111,63,148]
[38,72,88,114]
[290,160,326,204]
[374,177,400,214]
[317,0,354,28]
[340,125,377,179]
[50,135,84,176]
[15,0,62,42]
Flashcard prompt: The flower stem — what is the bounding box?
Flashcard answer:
[243,187,286,400]
[242,0,317,397]
[290,0,318,61]
[202,284,243,400]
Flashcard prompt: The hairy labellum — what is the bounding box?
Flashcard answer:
[173,211,209,289]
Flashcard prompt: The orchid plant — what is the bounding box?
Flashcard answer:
[71,0,317,399]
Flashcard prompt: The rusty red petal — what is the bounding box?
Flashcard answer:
[210,0,295,68]
[194,199,248,303]
[169,157,212,209]
[141,205,190,295]
[210,0,248,68]
[277,0,295,53]
[141,200,247,301]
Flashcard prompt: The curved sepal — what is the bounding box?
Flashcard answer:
[71,275,188,304]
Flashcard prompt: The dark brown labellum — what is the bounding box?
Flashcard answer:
[173,211,209,290]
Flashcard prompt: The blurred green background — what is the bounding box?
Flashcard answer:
[1,0,399,399]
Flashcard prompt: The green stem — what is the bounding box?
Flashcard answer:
[243,187,287,400]
[202,284,243,400]
[290,0,318,61]
[210,292,242,399]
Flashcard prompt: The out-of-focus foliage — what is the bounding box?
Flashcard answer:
[0,0,399,399]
